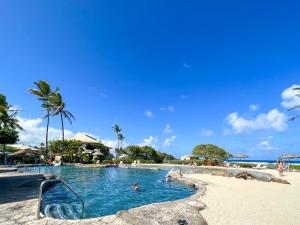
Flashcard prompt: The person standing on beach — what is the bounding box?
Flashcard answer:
[278,160,283,176]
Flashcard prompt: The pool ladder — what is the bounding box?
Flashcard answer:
[37,178,85,219]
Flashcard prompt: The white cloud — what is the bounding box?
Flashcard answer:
[200,128,214,137]
[183,62,192,69]
[17,117,111,150]
[139,136,158,148]
[249,104,259,112]
[257,140,275,151]
[17,117,75,146]
[144,110,154,118]
[226,109,287,133]
[160,105,175,112]
[163,124,173,134]
[281,84,300,109]
[163,135,176,147]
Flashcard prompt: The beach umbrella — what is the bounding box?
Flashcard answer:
[92,150,104,156]
[119,154,128,159]
[232,153,249,161]
[82,149,94,154]
[279,153,300,159]
[12,148,40,164]
[279,153,300,163]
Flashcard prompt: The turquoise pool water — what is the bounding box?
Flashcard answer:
[22,166,196,219]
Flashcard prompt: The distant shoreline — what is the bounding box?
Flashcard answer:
[226,159,300,164]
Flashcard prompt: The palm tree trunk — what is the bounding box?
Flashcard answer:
[46,109,50,160]
[60,112,65,152]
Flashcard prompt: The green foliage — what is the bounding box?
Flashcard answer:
[290,165,300,170]
[0,94,8,109]
[82,154,90,163]
[49,140,82,154]
[49,140,112,163]
[121,145,175,163]
[192,144,232,161]
[0,128,19,149]
[163,159,204,166]
[236,163,253,168]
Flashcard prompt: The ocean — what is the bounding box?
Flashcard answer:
[226,159,300,165]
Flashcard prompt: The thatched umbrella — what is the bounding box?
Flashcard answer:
[232,153,249,161]
[12,148,40,164]
[279,153,300,163]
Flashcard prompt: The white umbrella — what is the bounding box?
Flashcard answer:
[119,154,128,159]
[92,150,104,156]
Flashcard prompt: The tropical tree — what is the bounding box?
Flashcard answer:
[48,91,75,144]
[29,80,54,159]
[0,109,23,131]
[0,128,19,151]
[289,87,300,121]
[112,124,121,150]
[0,93,22,150]
[118,133,125,150]
[192,144,232,161]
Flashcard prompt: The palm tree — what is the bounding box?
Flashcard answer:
[112,124,121,150]
[48,92,75,143]
[0,110,23,131]
[289,87,300,121]
[118,133,125,150]
[29,80,53,159]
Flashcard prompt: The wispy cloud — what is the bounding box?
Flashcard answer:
[180,95,188,100]
[226,109,287,134]
[163,124,173,134]
[200,128,214,136]
[163,135,176,147]
[249,104,259,112]
[257,136,276,151]
[144,110,154,118]
[281,84,300,109]
[160,105,175,112]
[139,136,158,148]
[183,62,192,69]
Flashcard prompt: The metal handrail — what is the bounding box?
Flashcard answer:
[37,178,85,219]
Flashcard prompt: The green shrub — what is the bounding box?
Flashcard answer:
[82,154,90,164]
[290,165,300,170]
[237,163,254,168]
[266,164,277,169]
[163,159,204,166]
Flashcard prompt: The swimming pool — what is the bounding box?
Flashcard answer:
[23,166,196,219]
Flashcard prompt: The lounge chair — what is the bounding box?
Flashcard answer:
[224,162,230,168]
[254,163,267,170]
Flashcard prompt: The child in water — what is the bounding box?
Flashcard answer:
[133,181,139,191]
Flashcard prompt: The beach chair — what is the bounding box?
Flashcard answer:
[254,164,267,170]
[224,162,230,168]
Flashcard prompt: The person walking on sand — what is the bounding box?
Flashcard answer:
[278,160,283,176]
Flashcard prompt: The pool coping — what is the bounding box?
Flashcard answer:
[37,168,208,222]
[0,166,209,225]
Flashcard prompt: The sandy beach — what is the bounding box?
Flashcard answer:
[185,169,300,225]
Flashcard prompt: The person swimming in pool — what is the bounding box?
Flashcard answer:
[164,175,171,182]
[133,181,139,191]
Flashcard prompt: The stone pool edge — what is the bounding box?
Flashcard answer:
[0,169,208,225]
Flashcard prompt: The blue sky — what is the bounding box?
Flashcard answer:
[1,0,300,159]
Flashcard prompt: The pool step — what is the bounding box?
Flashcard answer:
[44,203,82,219]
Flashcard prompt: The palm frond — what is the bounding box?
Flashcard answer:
[289,114,300,121]
[288,105,300,111]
